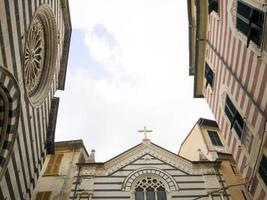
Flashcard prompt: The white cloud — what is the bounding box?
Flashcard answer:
[55,0,214,161]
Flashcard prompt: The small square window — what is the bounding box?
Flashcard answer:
[259,154,267,186]
[205,63,214,88]
[208,131,223,146]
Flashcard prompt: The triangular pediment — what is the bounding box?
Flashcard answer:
[80,139,216,176]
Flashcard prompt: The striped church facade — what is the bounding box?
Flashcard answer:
[0,0,71,199]
[188,0,267,199]
[69,139,231,200]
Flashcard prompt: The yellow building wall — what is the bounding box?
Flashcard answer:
[33,145,86,200]
[200,125,228,154]
[179,125,209,161]
[220,161,245,200]
[179,121,246,199]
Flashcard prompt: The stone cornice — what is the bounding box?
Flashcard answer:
[80,141,216,176]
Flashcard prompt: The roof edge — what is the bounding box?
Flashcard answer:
[58,0,72,90]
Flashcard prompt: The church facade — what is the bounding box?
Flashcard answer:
[70,139,231,200]
[0,0,71,199]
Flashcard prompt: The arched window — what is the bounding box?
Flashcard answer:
[134,177,167,200]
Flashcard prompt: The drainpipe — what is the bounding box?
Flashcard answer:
[73,162,81,200]
[58,147,75,200]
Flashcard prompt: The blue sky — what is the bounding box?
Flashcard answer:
[68,29,110,79]
[55,0,214,161]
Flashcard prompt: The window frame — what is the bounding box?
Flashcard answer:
[205,62,214,89]
[134,177,167,200]
[224,95,244,139]
[208,131,223,147]
[259,154,267,186]
[236,0,265,47]
[208,0,219,14]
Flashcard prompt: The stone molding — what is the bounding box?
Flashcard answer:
[0,66,21,180]
[80,141,216,176]
[23,4,58,107]
[122,167,179,192]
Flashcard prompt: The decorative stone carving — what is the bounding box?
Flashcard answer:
[134,176,166,191]
[24,18,45,94]
[220,90,227,110]
[122,167,179,192]
[241,123,253,153]
[230,0,237,27]
[80,141,216,178]
[23,4,57,107]
[88,141,216,176]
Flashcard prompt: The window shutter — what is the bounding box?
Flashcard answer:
[237,1,251,19]
[44,155,55,175]
[36,192,44,200]
[44,154,63,175]
[259,155,267,186]
[52,154,63,174]
[224,96,244,139]
[42,191,52,200]
[208,0,219,14]
[35,191,52,200]
[237,0,264,47]
[205,63,214,88]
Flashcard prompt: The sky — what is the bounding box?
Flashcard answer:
[55,0,214,162]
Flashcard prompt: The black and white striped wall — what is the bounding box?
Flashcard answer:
[70,141,231,200]
[0,0,71,199]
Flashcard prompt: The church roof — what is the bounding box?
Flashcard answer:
[78,139,219,176]
[58,0,72,90]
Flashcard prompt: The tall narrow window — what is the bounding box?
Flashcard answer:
[208,0,219,14]
[135,187,144,200]
[224,96,244,139]
[157,186,167,200]
[208,131,223,146]
[134,177,167,200]
[236,0,264,47]
[146,187,155,200]
[205,63,214,88]
[259,154,267,186]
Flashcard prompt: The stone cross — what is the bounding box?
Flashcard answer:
[138,126,152,139]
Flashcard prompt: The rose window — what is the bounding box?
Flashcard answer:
[23,5,57,107]
[24,18,45,95]
[134,177,167,200]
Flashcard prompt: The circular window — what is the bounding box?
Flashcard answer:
[23,4,57,107]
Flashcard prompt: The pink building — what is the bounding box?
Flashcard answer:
[188,0,267,199]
